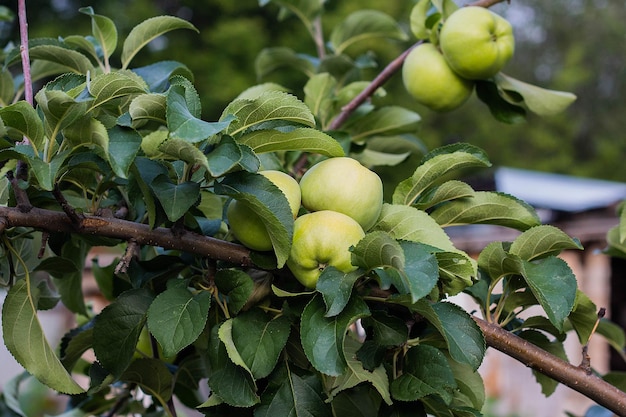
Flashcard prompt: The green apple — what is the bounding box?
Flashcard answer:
[439,6,515,80]
[402,43,474,112]
[227,170,301,251]
[286,210,365,288]
[299,157,383,231]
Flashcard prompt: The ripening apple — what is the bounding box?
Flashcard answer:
[299,157,383,231]
[286,210,365,288]
[439,6,515,80]
[402,43,474,112]
[227,170,301,251]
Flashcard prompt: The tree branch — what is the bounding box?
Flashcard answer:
[0,206,253,267]
[475,317,626,415]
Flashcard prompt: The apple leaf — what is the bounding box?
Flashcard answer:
[476,79,527,124]
[79,7,118,63]
[146,286,211,358]
[300,295,370,376]
[0,69,14,106]
[88,71,148,111]
[214,269,255,315]
[316,267,363,317]
[215,171,294,268]
[519,330,567,396]
[409,0,433,40]
[2,279,85,394]
[108,126,143,179]
[28,45,94,74]
[346,106,421,140]
[429,191,541,231]
[221,90,316,136]
[150,175,201,222]
[304,72,337,126]
[495,73,577,116]
[412,180,475,211]
[254,46,316,79]
[329,10,408,55]
[567,290,599,345]
[236,127,344,157]
[393,143,491,206]
[129,93,167,126]
[120,358,174,407]
[0,101,45,147]
[509,225,583,261]
[121,15,198,69]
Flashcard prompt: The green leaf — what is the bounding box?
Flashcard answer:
[597,319,626,358]
[300,295,370,376]
[93,288,154,377]
[1,279,85,394]
[88,71,148,111]
[412,301,485,370]
[412,180,476,211]
[167,85,232,143]
[221,90,315,136]
[215,171,294,267]
[475,79,527,124]
[14,147,71,191]
[79,7,118,63]
[0,101,45,148]
[390,344,456,403]
[146,286,211,358]
[495,73,577,116]
[214,269,255,315]
[328,336,392,405]
[128,93,167,126]
[409,0,433,40]
[132,61,194,93]
[150,175,200,222]
[393,143,491,206]
[329,10,408,55]
[352,232,439,303]
[509,225,583,261]
[0,68,14,106]
[206,324,259,407]
[604,225,626,260]
[255,363,331,417]
[120,358,173,406]
[316,267,362,317]
[304,72,337,127]
[361,310,408,347]
[566,291,598,344]
[347,106,421,141]
[519,330,567,395]
[35,88,89,141]
[158,137,210,171]
[447,356,485,411]
[108,126,142,178]
[205,136,257,177]
[429,191,541,231]
[229,309,291,379]
[28,45,94,74]
[254,46,316,79]
[236,127,344,156]
[121,15,198,69]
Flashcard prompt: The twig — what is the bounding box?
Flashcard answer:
[579,308,606,375]
[17,0,33,106]
[52,185,85,225]
[115,239,139,274]
[6,171,32,212]
[475,317,626,415]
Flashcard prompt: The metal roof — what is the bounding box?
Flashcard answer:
[494,167,626,213]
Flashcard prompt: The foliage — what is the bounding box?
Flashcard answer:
[0,1,624,416]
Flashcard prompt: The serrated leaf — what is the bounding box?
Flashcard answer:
[129,93,167,126]
[214,269,255,315]
[390,344,456,403]
[604,225,626,260]
[121,15,198,69]
[447,355,485,411]
[254,46,316,79]
[14,147,71,191]
[215,171,293,267]
[475,79,527,124]
[495,73,577,116]
[147,286,210,358]
[328,336,392,405]
[347,106,421,140]
[519,330,567,395]
[406,301,485,371]
[316,267,363,317]
[409,0,433,40]
[413,180,475,211]
[393,143,491,206]
[28,45,94,74]
[167,84,231,143]
[158,137,209,171]
[300,295,370,376]
[132,61,194,93]
[120,358,173,405]
[1,279,85,394]
[229,309,291,379]
[35,88,89,140]
[88,70,148,111]
[60,323,94,371]
[79,7,118,63]
[93,288,154,377]
[205,135,255,177]
[429,191,541,231]
[206,325,259,407]
[63,117,109,156]
[304,72,337,127]
[362,311,408,348]
[255,363,331,417]
[597,319,626,358]
[0,101,45,148]
[509,225,583,261]
[108,126,142,178]
[221,90,315,136]
[0,69,14,106]
[329,10,408,55]
[150,175,200,222]
[236,127,344,157]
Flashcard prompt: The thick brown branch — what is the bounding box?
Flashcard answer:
[475,317,626,415]
[0,206,253,267]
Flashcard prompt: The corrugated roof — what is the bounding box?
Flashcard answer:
[494,167,626,212]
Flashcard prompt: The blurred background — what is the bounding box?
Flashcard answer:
[1,1,625,416]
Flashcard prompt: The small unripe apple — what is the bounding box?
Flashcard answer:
[286,210,365,288]
[299,157,383,231]
[227,170,301,251]
[439,6,515,80]
[402,43,474,112]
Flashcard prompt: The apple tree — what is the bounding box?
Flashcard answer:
[0,0,625,416]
